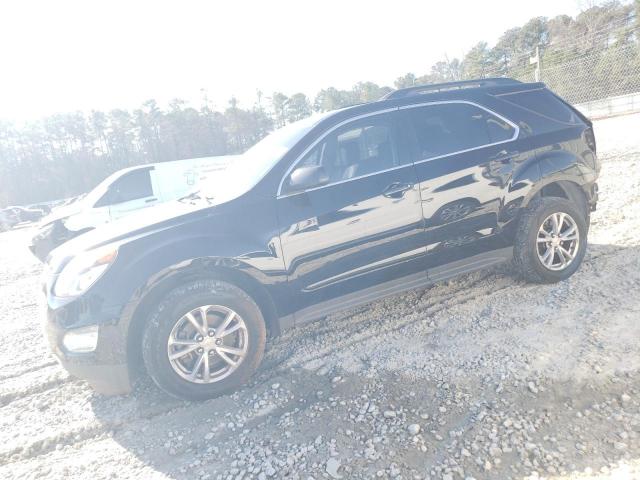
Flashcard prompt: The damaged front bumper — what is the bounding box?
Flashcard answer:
[44,294,133,396]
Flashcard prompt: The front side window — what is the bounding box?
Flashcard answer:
[407,103,516,161]
[295,114,401,185]
[95,168,153,207]
[198,111,334,202]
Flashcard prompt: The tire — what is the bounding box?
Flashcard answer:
[514,197,588,284]
[142,279,266,401]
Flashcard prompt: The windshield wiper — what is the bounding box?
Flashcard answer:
[178,191,202,202]
[178,190,215,204]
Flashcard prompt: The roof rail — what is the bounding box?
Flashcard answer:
[381,78,522,100]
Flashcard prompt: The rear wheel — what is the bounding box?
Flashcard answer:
[142,279,266,400]
[514,197,588,283]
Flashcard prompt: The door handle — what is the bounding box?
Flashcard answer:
[383,182,413,198]
[145,197,158,203]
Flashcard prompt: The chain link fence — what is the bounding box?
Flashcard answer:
[498,40,640,117]
[538,44,640,105]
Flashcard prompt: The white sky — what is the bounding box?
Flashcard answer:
[0,0,583,122]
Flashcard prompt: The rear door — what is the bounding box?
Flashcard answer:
[276,110,426,320]
[401,101,520,275]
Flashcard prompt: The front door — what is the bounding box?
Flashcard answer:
[276,110,425,321]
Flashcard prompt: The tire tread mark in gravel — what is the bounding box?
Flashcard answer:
[0,374,72,407]
[0,425,112,464]
[260,275,516,379]
[0,360,58,382]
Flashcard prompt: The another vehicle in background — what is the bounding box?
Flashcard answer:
[0,209,15,232]
[30,155,235,261]
[0,205,47,231]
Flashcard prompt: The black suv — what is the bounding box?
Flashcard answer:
[44,78,599,400]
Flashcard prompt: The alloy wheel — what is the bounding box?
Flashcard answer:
[167,305,248,384]
[536,212,580,271]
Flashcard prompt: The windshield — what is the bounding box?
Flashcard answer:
[198,111,333,201]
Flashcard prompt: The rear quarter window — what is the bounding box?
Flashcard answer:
[501,89,581,124]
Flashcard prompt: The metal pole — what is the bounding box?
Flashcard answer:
[530,45,541,82]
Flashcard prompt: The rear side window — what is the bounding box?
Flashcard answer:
[406,103,516,161]
[501,89,581,124]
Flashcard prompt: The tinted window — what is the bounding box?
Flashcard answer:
[95,168,153,206]
[407,103,515,160]
[503,89,581,124]
[295,114,401,185]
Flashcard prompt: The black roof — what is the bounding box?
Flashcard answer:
[315,78,543,129]
[381,78,522,100]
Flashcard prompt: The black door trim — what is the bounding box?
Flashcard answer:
[277,246,513,331]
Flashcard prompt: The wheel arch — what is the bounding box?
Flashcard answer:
[522,178,589,219]
[124,259,280,379]
[519,145,593,214]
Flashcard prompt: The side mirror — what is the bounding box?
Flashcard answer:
[287,165,329,193]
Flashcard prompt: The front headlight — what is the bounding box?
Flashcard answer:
[54,246,118,297]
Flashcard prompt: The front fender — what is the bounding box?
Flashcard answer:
[93,231,286,368]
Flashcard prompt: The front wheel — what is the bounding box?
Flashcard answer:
[514,197,588,284]
[142,279,266,400]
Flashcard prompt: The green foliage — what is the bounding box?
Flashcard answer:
[313,87,356,112]
[1,1,638,207]
[0,100,268,206]
[422,59,463,83]
[394,73,416,89]
[352,82,393,103]
[462,42,492,78]
[284,93,312,124]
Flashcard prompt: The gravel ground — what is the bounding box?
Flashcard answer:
[1,113,639,480]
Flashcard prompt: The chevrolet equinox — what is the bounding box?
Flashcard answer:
[43,78,600,400]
